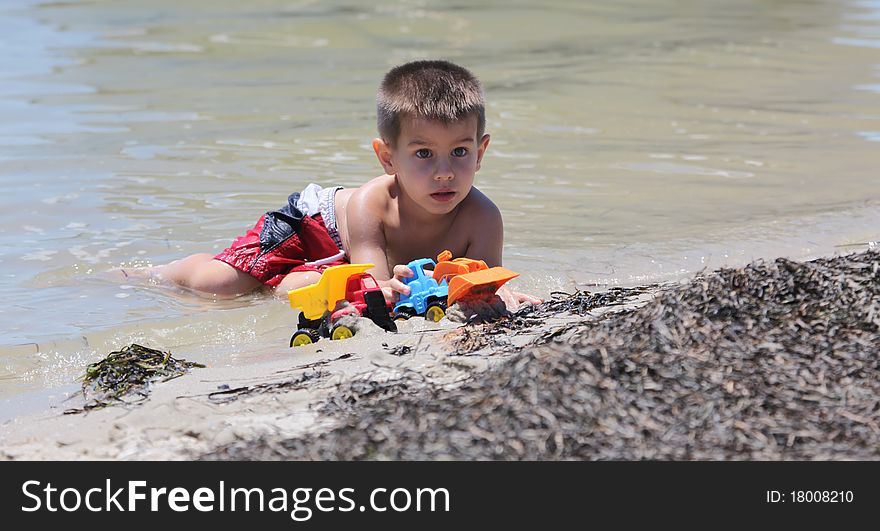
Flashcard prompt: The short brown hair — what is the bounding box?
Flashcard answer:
[377,60,485,145]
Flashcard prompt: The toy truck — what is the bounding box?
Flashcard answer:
[432,250,520,305]
[287,263,396,347]
[392,257,449,322]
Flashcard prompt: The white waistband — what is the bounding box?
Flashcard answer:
[294,183,345,252]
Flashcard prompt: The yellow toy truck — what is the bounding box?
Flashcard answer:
[287,263,396,347]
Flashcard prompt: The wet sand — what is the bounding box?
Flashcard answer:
[1,248,877,461]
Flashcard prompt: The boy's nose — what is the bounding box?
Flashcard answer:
[434,159,454,180]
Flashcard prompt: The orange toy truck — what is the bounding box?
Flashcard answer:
[432,250,519,306]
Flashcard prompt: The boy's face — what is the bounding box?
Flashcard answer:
[373,114,490,216]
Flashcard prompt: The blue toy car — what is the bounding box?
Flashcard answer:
[392,258,449,322]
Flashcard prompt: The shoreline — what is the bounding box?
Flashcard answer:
[2,203,877,412]
[0,286,654,460]
[1,247,877,460]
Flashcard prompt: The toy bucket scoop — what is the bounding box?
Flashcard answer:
[432,250,519,305]
[446,267,519,305]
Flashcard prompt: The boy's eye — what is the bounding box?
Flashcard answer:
[415,148,432,159]
[452,147,468,157]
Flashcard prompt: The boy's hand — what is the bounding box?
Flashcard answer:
[496,285,543,312]
[379,264,414,303]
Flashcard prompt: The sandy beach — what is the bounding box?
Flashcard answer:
[3,0,879,466]
[0,288,616,460]
[1,247,876,461]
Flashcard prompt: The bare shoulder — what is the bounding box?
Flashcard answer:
[340,175,392,227]
[338,175,395,264]
[347,175,394,212]
[459,187,502,227]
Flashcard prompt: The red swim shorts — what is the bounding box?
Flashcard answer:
[214,193,347,287]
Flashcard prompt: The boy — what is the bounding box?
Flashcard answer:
[151,60,541,310]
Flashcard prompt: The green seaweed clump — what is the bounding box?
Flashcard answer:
[72,343,204,413]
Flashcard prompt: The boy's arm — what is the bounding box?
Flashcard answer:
[463,193,543,309]
[460,191,504,267]
[343,187,413,301]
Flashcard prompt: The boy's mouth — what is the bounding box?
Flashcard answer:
[430,190,456,202]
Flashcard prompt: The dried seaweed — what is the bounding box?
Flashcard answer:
[206,370,327,403]
[383,343,413,357]
[449,285,658,355]
[66,344,204,413]
[319,371,432,417]
[523,285,658,318]
[203,250,880,461]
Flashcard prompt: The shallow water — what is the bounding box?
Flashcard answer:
[1,0,878,406]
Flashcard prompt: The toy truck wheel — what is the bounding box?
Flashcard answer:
[392,307,417,321]
[330,324,354,341]
[425,303,446,322]
[290,329,321,347]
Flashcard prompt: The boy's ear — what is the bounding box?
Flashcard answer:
[475,133,491,172]
[372,137,395,175]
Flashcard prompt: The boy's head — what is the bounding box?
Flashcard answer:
[377,60,485,147]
